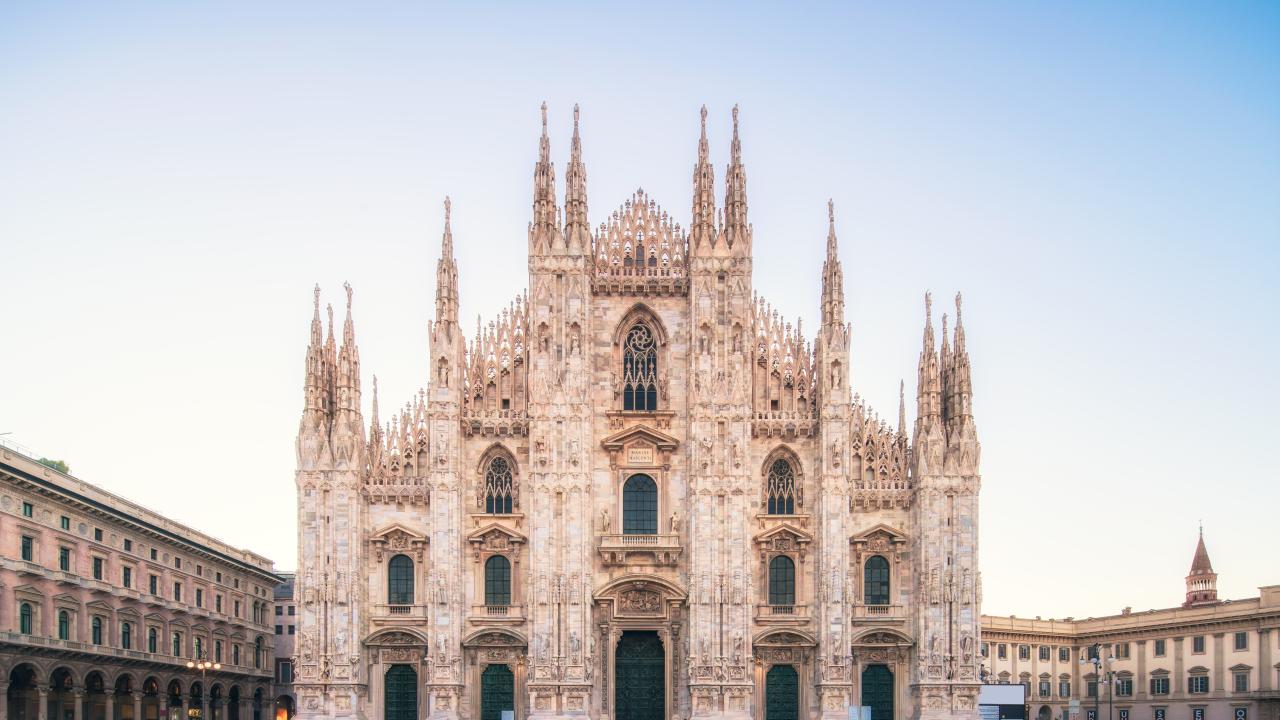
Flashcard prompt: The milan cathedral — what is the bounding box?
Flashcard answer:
[292,104,983,720]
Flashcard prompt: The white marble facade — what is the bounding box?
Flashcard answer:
[293,105,982,720]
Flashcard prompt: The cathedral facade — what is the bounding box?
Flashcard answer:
[292,105,983,720]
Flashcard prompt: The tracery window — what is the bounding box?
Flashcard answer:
[387,554,414,605]
[768,555,796,606]
[864,555,890,605]
[622,323,658,411]
[766,458,797,515]
[622,474,658,535]
[484,457,514,514]
[484,555,511,606]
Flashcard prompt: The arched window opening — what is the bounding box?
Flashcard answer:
[484,555,511,607]
[622,474,658,535]
[57,610,69,640]
[484,457,514,514]
[254,637,264,669]
[768,555,796,606]
[622,323,658,411]
[19,602,32,634]
[766,458,797,515]
[91,616,103,645]
[172,632,182,656]
[148,627,158,653]
[121,621,132,650]
[387,554,414,606]
[864,555,891,606]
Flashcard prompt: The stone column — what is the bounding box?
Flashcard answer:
[158,697,168,720]
[1173,638,1185,695]
[0,682,8,720]
[37,685,50,720]
[104,693,114,720]
[133,692,144,720]
[1212,633,1225,698]
[1259,629,1273,692]
[73,689,84,720]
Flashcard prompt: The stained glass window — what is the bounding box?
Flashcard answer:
[766,459,796,515]
[484,457,514,514]
[622,324,658,411]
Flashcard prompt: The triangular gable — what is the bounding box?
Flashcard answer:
[851,522,909,543]
[369,522,427,542]
[601,424,679,451]
[753,522,814,546]
[466,522,528,545]
[369,523,428,563]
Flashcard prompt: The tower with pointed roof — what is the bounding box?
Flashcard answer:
[1184,527,1219,607]
[293,105,983,720]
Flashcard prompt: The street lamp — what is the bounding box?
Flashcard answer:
[186,656,221,718]
[1079,653,1117,720]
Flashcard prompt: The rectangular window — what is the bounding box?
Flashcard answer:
[234,600,241,617]
[122,567,132,589]
[1115,642,1131,659]
[216,571,222,583]
[233,644,241,665]
[60,516,70,530]
[288,605,296,616]
[1192,635,1206,653]
[1039,681,1051,697]
[1154,639,1166,656]
[195,588,203,608]
[216,595,223,613]
[1019,645,1031,660]
[215,640,223,663]
[196,564,202,576]
[1116,678,1133,696]
[92,557,103,580]
[123,538,132,552]
[1150,677,1169,695]
[194,637,203,658]
[1087,681,1098,698]
[1040,646,1051,661]
[94,528,102,541]
[22,502,33,517]
[150,548,157,560]
[172,632,182,656]
[981,643,990,658]
[1059,647,1070,662]
[1234,672,1249,692]
[174,557,181,569]
[20,535,33,562]
[1188,675,1209,694]
[275,625,283,635]
[288,625,295,635]
[149,574,158,595]
[275,605,283,616]
[174,582,182,602]
[998,644,1007,659]
[1059,680,1071,697]
[59,547,70,572]
[1234,632,1248,651]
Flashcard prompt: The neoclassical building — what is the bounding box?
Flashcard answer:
[292,105,983,720]
[981,532,1280,720]
[0,443,279,720]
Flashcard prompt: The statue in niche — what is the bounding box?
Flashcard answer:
[962,568,973,604]
[930,568,941,604]
[944,570,956,603]
[599,508,612,533]
[669,509,681,534]
[730,440,742,468]
[699,435,714,469]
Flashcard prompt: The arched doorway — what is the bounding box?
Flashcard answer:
[384,665,417,720]
[85,671,108,720]
[7,664,40,720]
[189,682,204,720]
[167,680,184,720]
[1038,706,1053,720]
[114,676,135,720]
[765,664,799,720]
[480,665,514,720]
[142,677,162,720]
[270,693,292,720]
[861,664,894,720]
[49,667,76,720]
[615,631,664,720]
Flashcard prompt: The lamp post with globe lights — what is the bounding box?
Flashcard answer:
[186,656,220,719]
[1080,650,1117,720]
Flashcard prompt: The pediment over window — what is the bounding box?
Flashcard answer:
[466,523,527,561]
[462,628,527,648]
[753,629,817,647]
[1229,663,1252,672]
[852,628,914,646]
[365,629,428,647]
[51,592,78,606]
[85,600,113,613]
[752,523,814,558]
[369,523,428,563]
[601,424,679,468]
[851,524,909,552]
[1187,666,1209,674]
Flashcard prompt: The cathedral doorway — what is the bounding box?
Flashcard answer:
[383,665,417,720]
[861,664,894,720]
[614,631,665,720]
[480,665,514,720]
[765,664,799,720]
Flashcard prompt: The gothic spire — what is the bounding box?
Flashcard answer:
[949,292,973,421]
[691,104,717,251]
[820,199,845,329]
[898,379,907,438]
[916,292,942,428]
[723,104,751,250]
[302,284,327,416]
[564,103,589,250]
[435,197,459,328]
[531,101,558,250]
[335,282,361,415]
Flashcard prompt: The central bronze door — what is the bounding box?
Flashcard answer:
[766,664,799,720]
[615,631,665,720]
[861,664,894,720]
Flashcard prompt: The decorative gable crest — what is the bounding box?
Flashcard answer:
[600,424,679,469]
[850,523,908,561]
[370,523,428,563]
[466,523,527,561]
[752,523,814,560]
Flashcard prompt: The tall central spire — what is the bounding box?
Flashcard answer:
[435,197,459,328]
[564,103,589,251]
[723,104,750,250]
[821,199,845,329]
[691,105,716,251]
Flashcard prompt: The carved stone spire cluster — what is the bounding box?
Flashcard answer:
[722,104,751,251]
[690,105,717,252]
[435,197,459,329]
[564,104,590,251]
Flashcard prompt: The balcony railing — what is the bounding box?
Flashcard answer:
[468,604,525,624]
[371,604,428,621]
[598,533,682,566]
[754,604,810,623]
[852,604,906,620]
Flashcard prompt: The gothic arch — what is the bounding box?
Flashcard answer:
[761,445,804,512]
[475,442,521,512]
[613,303,669,347]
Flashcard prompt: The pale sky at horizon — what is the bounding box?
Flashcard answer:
[1,1,1277,620]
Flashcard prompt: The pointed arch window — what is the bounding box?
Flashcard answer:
[864,555,891,606]
[766,458,797,515]
[484,555,511,606]
[769,555,796,606]
[484,457,514,514]
[622,323,658,411]
[387,554,414,605]
[622,474,658,535]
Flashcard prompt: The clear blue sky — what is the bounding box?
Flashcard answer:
[1,1,1276,618]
